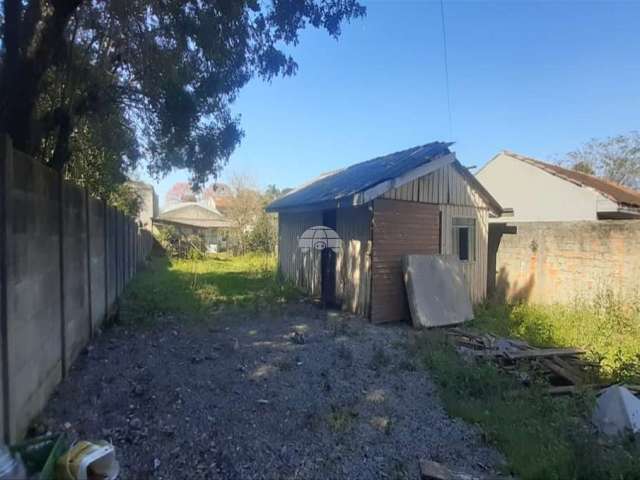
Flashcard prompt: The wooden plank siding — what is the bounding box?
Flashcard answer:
[278,207,372,314]
[335,206,372,316]
[440,205,489,302]
[382,163,486,208]
[276,161,493,321]
[382,162,490,304]
[370,199,440,323]
[277,211,323,297]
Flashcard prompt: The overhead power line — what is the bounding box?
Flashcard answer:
[439,0,453,138]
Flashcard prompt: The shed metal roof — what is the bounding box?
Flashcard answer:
[266,142,454,212]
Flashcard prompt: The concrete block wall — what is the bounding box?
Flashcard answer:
[62,183,91,369]
[5,146,63,441]
[488,220,640,304]
[88,198,106,332]
[106,207,118,310]
[0,136,153,441]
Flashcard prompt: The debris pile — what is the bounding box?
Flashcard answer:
[445,327,640,398]
[420,459,510,480]
[445,327,591,391]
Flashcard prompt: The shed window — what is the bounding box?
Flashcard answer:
[452,217,475,261]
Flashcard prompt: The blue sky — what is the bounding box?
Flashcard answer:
[141,0,640,207]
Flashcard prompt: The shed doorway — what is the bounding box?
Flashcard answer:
[321,209,339,308]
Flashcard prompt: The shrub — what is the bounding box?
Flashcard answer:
[155,225,207,259]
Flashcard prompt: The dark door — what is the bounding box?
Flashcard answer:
[321,209,338,307]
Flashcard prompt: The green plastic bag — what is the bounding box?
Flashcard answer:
[10,434,69,480]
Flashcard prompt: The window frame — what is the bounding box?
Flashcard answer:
[452,217,476,262]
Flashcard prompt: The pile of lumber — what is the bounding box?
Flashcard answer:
[445,327,640,396]
[420,459,505,480]
[445,327,591,392]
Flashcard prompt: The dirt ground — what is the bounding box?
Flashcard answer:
[40,303,503,479]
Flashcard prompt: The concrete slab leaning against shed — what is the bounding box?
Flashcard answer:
[266,141,504,323]
[403,255,473,328]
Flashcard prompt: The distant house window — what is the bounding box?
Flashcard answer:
[453,217,475,261]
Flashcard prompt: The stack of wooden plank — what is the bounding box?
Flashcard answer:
[445,327,591,391]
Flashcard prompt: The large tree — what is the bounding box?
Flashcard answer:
[0,0,365,187]
[565,132,640,189]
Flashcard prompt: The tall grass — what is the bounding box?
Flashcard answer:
[412,331,640,480]
[120,253,301,322]
[413,292,640,478]
[474,291,640,383]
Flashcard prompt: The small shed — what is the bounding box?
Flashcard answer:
[266,142,502,323]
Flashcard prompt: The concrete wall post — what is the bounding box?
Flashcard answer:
[57,172,66,377]
[0,135,11,442]
[85,189,93,338]
[103,200,108,323]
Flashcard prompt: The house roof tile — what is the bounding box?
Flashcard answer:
[504,150,640,208]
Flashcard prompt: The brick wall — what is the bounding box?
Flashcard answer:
[488,220,640,304]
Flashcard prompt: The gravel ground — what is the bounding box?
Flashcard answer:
[40,303,503,479]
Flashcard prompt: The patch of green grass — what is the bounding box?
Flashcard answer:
[369,344,392,370]
[327,405,359,433]
[411,331,640,480]
[121,253,301,322]
[474,292,640,383]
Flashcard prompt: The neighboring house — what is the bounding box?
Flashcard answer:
[266,142,503,323]
[476,151,640,222]
[126,180,159,231]
[153,202,233,253]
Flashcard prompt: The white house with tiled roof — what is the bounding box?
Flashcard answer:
[476,151,640,222]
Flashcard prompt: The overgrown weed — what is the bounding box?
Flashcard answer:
[412,330,640,479]
[474,291,640,383]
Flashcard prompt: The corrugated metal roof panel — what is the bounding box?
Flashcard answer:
[266,142,452,212]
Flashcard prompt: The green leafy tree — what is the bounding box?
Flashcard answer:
[0,0,365,188]
[61,106,141,208]
[108,183,142,217]
[566,132,640,189]
[247,211,278,254]
[264,184,293,202]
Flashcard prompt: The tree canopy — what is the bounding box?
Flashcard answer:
[566,132,640,189]
[0,0,365,190]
